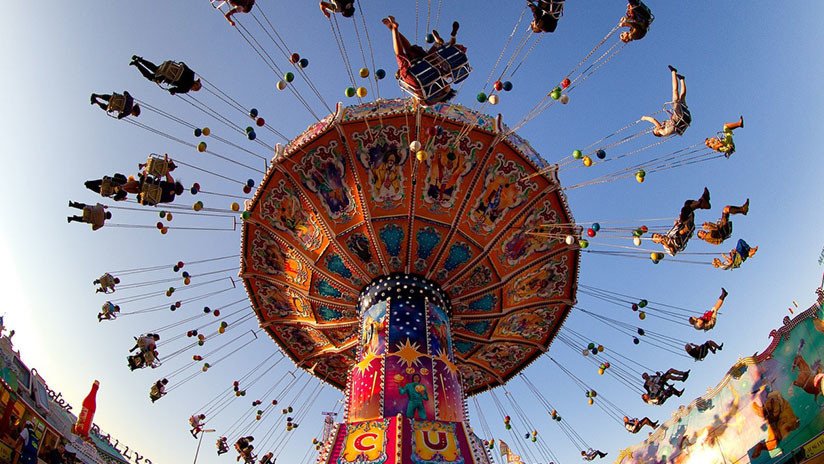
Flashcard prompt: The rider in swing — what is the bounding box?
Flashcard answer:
[382,16,465,104]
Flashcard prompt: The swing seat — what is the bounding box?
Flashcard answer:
[398,45,472,106]
[156,61,185,83]
[139,183,163,206]
[106,93,127,114]
[98,273,115,288]
[662,213,695,256]
[628,2,654,26]
[145,154,171,178]
[435,45,471,83]
[100,177,115,197]
[128,354,146,371]
[538,0,565,19]
[210,0,229,9]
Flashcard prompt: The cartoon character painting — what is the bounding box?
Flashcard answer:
[257,281,310,319]
[496,308,556,342]
[354,126,408,209]
[500,201,560,266]
[791,339,824,400]
[361,302,387,356]
[749,387,799,459]
[423,146,475,212]
[260,180,322,251]
[399,374,429,420]
[469,154,537,233]
[250,230,307,285]
[296,142,355,222]
[509,258,568,303]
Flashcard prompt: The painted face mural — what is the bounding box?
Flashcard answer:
[354,125,409,208]
[260,179,322,251]
[295,142,355,222]
[422,133,480,212]
[469,154,538,234]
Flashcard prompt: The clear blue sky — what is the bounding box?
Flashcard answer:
[1,2,823,463]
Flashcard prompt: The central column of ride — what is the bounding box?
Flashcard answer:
[321,274,490,464]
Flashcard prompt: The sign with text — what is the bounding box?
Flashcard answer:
[338,420,388,464]
[411,421,464,464]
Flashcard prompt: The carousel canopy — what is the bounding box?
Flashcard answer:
[240,98,579,394]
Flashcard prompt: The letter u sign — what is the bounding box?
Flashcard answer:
[422,431,448,451]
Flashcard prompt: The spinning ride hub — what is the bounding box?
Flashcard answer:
[241,98,579,398]
[317,274,491,464]
[350,274,463,423]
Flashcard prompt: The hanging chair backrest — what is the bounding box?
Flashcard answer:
[106,93,127,113]
[210,0,229,9]
[100,177,115,197]
[433,45,471,84]
[398,45,471,105]
[139,183,163,206]
[629,2,654,27]
[145,155,170,178]
[156,61,185,82]
[99,273,114,288]
[538,0,565,19]
[398,59,449,105]
[663,212,695,255]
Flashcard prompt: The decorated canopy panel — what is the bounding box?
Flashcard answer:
[240,99,580,394]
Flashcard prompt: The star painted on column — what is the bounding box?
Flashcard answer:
[434,349,458,377]
[355,349,380,374]
[389,338,427,368]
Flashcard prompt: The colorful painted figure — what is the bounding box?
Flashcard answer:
[750,387,799,459]
[366,143,404,204]
[425,148,469,209]
[301,155,352,219]
[791,340,824,400]
[399,374,428,419]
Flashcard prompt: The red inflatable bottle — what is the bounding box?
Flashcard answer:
[72,380,99,438]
